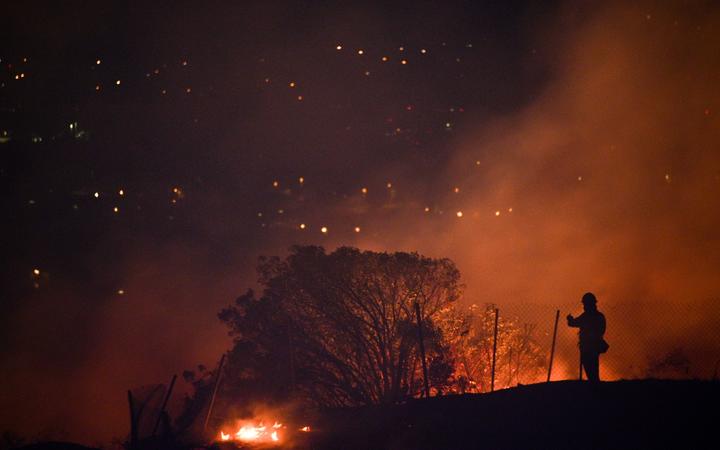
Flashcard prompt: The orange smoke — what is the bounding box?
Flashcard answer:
[341,1,720,381]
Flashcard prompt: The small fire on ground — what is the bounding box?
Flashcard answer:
[218,421,311,445]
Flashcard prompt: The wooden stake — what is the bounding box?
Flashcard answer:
[203,354,226,432]
[547,310,560,382]
[491,308,499,392]
[414,302,430,398]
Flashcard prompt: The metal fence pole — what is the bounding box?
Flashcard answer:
[415,302,431,398]
[203,354,226,432]
[152,374,177,437]
[128,390,137,450]
[491,308,499,392]
[547,310,560,382]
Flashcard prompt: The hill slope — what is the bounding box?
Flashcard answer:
[315,380,719,450]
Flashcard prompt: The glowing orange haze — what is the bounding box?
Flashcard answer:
[348,2,720,381]
[2,2,719,446]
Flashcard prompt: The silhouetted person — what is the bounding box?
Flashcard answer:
[567,292,606,382]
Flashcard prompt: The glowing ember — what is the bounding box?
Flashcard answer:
[300,426,311,432]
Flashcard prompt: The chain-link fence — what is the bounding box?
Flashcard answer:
[496,298,720,385]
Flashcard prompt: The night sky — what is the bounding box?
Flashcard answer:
[3,1,720,444]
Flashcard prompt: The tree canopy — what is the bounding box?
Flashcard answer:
[218,246,462,407]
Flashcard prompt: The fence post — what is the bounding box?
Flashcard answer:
[152,374,177,437]
[491,308,499,392]
[127,390,137,450]
[414,302,431,398]
[547,310,560,382]
[203,354,226,432]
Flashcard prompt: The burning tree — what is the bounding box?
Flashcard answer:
[180,246,547,432]
[438,304,545,393]
[217,246,462,408]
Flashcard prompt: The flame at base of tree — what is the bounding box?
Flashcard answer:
[218,421,282,444]
[217,420,312,445]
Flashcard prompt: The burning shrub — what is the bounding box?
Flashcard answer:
[437,303,546,392]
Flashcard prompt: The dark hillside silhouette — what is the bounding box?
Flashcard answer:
[312,379,719,450]
[13,380,718,450]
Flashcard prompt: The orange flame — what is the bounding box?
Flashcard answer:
[218,420,284,444]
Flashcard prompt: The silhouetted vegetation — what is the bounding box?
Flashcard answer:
[218,246,462,407]
[181,246,547,417]
[647,348,691,378]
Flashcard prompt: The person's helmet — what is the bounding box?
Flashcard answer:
[581,292,597,304]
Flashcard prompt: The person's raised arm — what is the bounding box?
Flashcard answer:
[567,314,580,327]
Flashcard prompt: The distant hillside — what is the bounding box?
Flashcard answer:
[315,380,719,450]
